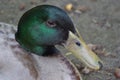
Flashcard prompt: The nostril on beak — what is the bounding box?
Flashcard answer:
[98,61,103,70]
[75,42,81,46]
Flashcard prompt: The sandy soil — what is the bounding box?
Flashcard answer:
[0,0,120,80]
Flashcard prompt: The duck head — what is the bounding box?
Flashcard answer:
[15,5,102,70]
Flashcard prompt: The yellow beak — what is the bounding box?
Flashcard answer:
[63,31,102,70]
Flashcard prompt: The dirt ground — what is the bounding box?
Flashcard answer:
[0,0,120,80]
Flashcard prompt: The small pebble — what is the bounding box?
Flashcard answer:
[74,10,82,15]
[30,0,37,5]
[82,67,92,74]
[19,3,26,11]
[92,18,98,24]
[87,44,107,56]
[114,68,120,78]
[76,5,90,13]
[105,21,111,28]
[65,3,73,12]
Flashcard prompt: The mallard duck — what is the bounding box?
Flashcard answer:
[0,5,102,80]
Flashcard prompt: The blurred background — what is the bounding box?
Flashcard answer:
[0,0,120,80]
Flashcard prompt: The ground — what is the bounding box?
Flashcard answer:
[0,0,120,80]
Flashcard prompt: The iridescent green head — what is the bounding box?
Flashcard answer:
[16,5,102,69]
[15,5,76,55]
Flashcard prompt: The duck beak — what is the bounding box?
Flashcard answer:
[63,30,102,70]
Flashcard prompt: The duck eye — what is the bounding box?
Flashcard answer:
[46,20,56,27]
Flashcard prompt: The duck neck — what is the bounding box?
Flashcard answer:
[42,46,60,56]
[23,45,59,56]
